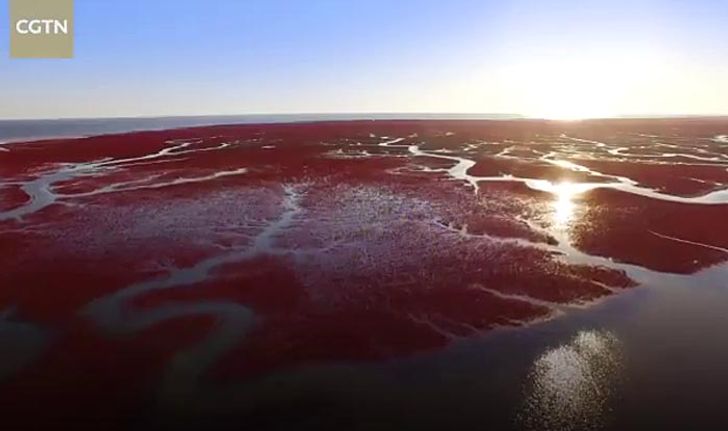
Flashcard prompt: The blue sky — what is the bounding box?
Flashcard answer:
[2,0,727,119]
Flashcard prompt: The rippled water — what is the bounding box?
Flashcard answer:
[259,263,728,430]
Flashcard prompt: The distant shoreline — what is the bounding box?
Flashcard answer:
[0,114,523,144]
[1,114,726,146]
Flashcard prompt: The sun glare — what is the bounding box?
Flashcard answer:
[553,182,578,226]
[522,77,621,121]
[499,53,655,120]
[524,179,590,227]
[519,331,622,430]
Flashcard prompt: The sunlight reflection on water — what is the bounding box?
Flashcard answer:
[517,330,623,431]
[553,182,579,227]
[526,180,590,228]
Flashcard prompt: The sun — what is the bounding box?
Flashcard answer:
[501,56,636,121]
[523,85,620,121]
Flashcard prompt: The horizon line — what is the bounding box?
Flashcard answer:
[2,112,728,123]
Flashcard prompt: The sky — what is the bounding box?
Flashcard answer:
[1,0,727,120]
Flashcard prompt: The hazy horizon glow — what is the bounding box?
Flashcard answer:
[1,0,727,120]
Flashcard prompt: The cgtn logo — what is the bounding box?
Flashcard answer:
[15,19,70,35]
[10,0,74,58]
